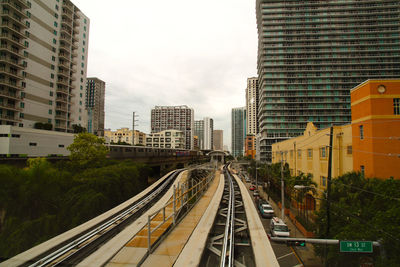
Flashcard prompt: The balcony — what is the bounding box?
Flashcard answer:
[0,55,23,69]
[58,53,70,62]
[55,105,68,112]
[57,78,69,87]
[56,87,69,96]
[0,90,21,99]
[0,79,23,90]
[1,2,28,18]
[0,68,23,79]
[55,123,67,130]
[0,44,25,58]
[0,113,20,122]
[55,114,68,120]
[56,96,68,103]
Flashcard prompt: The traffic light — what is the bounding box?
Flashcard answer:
[286,240,306,247]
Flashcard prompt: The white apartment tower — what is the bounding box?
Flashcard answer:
[246,77,258,136]
[151,105,194,150]
[86,77,105,136]
[194,117,213,150]
[0,0,89,132]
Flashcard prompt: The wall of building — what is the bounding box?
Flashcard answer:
[0,125,73,157]
[146,129,184,149]
[351,79,400,179]
[213,129,223,150]
[272,122,353,191]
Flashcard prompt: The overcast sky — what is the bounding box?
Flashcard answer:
[73,0,257,149]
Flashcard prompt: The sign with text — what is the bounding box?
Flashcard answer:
[340,241,373,253]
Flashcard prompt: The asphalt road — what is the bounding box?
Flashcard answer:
[244,181,303,267]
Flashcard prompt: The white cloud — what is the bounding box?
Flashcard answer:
[73,0,257,149]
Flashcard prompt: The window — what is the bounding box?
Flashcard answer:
[321,176,327,187]
[55,13,58,18]
[297,149,301,158]
[394,98,400,115]
[347,145,352,154]
[307,148,313,158]
[20,102,24,108]
[51,56,55,61]
[26,11,31,18]
[19,113,24,118]
[319,147,326,158]
[54,21,58,27]
[11,134,20,138]
[55,4,59,10]
[52,38,56,44]
[51,65,55,70]
[29,142,37,146]
[359,125,364,140]
[49,100,52,105]
[50,82,54,88]
[360,165,365,176]
[48,109,52,114]
[58,144,64,148]
[24,51,29,57]
[53,30,57,36]
[50,73,54,79]
[24,41,29,47]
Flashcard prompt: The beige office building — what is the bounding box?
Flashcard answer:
[104,128,146,146]
[0,0,89,132]
[213,129,223,150]
[245,77,258,135]
[146,129,184,149]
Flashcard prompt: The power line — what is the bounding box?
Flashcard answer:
[331,181,400,202]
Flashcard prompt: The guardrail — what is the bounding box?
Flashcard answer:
[145,170,214,255]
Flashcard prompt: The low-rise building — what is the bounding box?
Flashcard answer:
[0,126,74,157]
[146,130,185,149]
[104,128,147,146]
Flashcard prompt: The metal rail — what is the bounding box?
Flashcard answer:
[28,170,182,267]
[220,167,235,267]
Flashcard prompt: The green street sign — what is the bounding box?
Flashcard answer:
[340,241,373,253]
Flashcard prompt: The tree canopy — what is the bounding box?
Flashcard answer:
[67,133,109,167]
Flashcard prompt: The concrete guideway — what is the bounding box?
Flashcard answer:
[230,170,279,267]
[173,173,224,266]
[77,170,190,267]
[141,171,223,266]
[104,169,218,266]
[1,170,178,267]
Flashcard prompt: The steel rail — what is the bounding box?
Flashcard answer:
[29,170,182,267]
[220,167,235,267]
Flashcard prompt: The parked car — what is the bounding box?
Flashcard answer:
[249,185,256,191]
[258,200,274,218]
[253,190,260,197]
[270,217,290,237]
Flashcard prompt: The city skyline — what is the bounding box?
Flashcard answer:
[72,0,258,150]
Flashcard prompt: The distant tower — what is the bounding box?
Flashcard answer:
[231,107,246,157]
[86,78,105,136]
[246,77,258,136]
[151,105,194,149]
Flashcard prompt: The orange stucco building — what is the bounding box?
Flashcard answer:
[245,134,256,159]
[351,79,400,179]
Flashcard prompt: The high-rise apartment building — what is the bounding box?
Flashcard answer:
[213,129,223,150]
[246,77,258,135]
[0,0,89,132]
[151,105,194,150]
[256,0,400,162]
[194,117,213,150]
[86,77,105,136]
[231,107,246,157]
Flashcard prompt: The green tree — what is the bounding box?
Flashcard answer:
[67,133,109,168]
[72,124,87,133]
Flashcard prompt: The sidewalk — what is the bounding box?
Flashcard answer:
[256,185,323,267]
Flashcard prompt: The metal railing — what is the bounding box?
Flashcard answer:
[145,170,214,254]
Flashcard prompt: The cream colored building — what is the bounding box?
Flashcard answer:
[145,130,184,149]
[104,128,146,146]
[0,0,89,132]
[272,122,353,192]
[245,77,258,135]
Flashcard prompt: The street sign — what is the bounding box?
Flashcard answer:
[340,241,373,253]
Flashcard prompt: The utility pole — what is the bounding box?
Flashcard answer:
[326,126,333,237]
[132,112,138,145]
[281,151,285,221]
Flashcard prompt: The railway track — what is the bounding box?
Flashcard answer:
[200,165,255,267]
[25,169,183,267]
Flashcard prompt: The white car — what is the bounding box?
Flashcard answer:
[270,217,290,237]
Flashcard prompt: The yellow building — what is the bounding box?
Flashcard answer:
[272,122,353,193]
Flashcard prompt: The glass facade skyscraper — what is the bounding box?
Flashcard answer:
[256,0,400,162]
[231,107,246,157]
